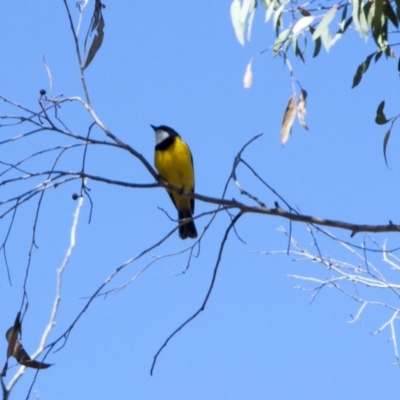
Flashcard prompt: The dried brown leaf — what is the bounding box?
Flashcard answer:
[280,95,297,145]
[3,312,53,372]
[83,0,106,70]
[243,59,253,88]
[6,312,21,358]
[2,312,22,376]
[20,359,52,369]
[297,89,309,130]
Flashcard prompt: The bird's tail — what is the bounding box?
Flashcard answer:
[178,210,198,239]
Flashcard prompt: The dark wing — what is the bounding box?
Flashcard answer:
[189,149,195,214]
[167,191,178,210]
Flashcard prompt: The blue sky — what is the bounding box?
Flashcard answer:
[1,1,400,399]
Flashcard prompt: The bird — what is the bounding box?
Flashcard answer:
[1,312,52,376]
[151,124,198,239]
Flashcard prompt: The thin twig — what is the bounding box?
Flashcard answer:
[150,212,244,375]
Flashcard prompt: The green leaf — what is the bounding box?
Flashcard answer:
[313,37,322,57]
[375,50,383,62]
[384,0,399,28]
[341,4,348,22]
[309,26,322,57]
[385,44,394,57]
[365,1,374,26]
[383,128,392,167]
[265,0,276,22]
[331,17,352,46]
[375,100,389,124]
[358,3,369,39]
[395,0,400,20]
[230,0,245,45]
[293,35,306,63]
[341,14,352,31]
[351,53,374,88]
[374,0,384,27]
[320,26,332,51]
[273,4,285,31]
[273,28,291,56]
[352,0,361,35]
[312,5,338,40]
[240,0,255,21]
[239,0,256,41]
[292,16,314,36]
[353,0,369,39]
[293,36,306,64]
[245,0,257,41]
[371,0,389,49]
[376,113,388,125]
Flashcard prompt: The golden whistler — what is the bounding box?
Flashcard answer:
[152,125,197,239]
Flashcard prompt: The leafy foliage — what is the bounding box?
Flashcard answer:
[231,0,399,61]
[231,0,400,155]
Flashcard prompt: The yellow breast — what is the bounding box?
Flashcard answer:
[155,137,194,192]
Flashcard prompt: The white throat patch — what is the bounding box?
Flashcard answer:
[155,129,171,145]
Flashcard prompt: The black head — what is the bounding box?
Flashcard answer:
[150,124,180,138]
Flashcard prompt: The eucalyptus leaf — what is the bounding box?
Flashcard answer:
[383,128,392,167]
[351,53,374,88]
[230,0,245,45]
[246,0,257,41]
[309,26,322,57]
[383,0,399,28]
[375,100,389,125]
[292,16,314,36]
[395,0,400,20]
[312,6,338,40]
[265,0,276,22]
[273,28,291,56]
[273,4,285,31]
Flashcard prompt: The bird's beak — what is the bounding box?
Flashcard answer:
[150,124,157,131]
